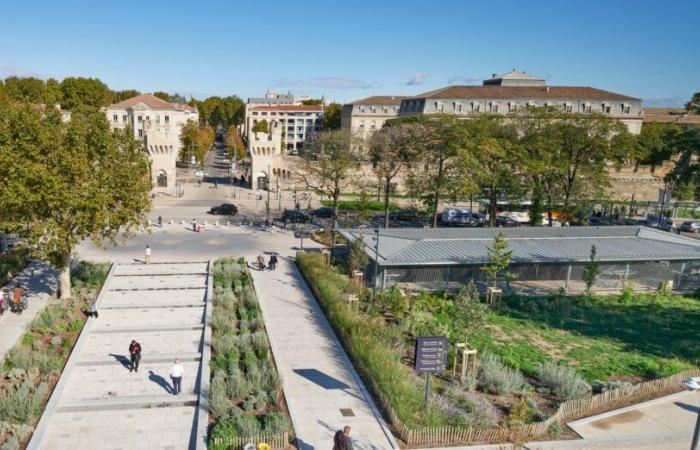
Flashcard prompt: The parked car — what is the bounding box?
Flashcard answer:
[681,221,700,233]
[643,214,674,232]
[310,207,334,218]
[208,203,238,215]
[495,215,521,227]
[389,209,420,221]
[282,209,311,223]
[441,208,484,227]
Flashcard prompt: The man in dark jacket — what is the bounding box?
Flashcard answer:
[129,340,142,373]
[333,426,353,450]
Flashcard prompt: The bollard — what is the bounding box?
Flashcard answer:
[169,220,174,225]
[226,221,230,226]
[215,221,219,227]
[180,220,185,225]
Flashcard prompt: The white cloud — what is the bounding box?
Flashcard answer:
[447,74,482,85]
[407,72,430,86]
[273,77,378,90]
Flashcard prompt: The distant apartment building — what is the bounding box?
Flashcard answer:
[341,95,407,138]
[105,94,198,191]
[247,104,323,154]
[398,70,644,134]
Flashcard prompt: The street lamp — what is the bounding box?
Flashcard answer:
[372,227,380,301]
[683,377,700,450]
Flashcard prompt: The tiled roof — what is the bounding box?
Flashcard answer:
[490,70,544,81]
[345,96,408,106]
[340,226,700,266]
[251,105,323,111]
[108,94,195,111]
[643,108,700,124]
[406,86,640,102]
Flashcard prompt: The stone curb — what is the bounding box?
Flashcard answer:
[27,263,116,450]
[194,260,212,450]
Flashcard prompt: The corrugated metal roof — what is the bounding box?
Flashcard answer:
[339,226,700,267]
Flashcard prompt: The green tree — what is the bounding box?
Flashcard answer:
[152,91,171,101]
[59,77,111,109]
[452,282,487,341]
[369,123,420,227]
[530,184,544,226]
[252,119,269,133]
[45,78,63,105]
[111,89,141,103]
[297,130,363,255]
[686,92,700,114]
[322,103,342,130]
[674,180,696,201]
[347,236,370,274]
[582,245,599,295]
[225,127,246,161]
[669,127,700,188]
[481,232,516,289]
[0,102,152,299]
[302,98,323,106]
[180,121,215,165]
[3,76,46,103]
[635,123,682,165]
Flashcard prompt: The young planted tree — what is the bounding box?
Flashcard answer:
[252,119,269,134]
[0,102,152,298]
[582,245,599,295]
[296,130,362,255]
[368,123,419,228]
[347,236,370,275]
[481,232,517,290]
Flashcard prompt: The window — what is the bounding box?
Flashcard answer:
[490,103,499,113]
[138,129,143,138]
[123,115,127,122]
[472,102,480,112]
[252,112,259,116]
[261,112,268,116]
[582,103,591,113]
[602,103,611,113]
[371,107,377,113]
[359,107,365,113]
[156,116,160,124]
[271,112,277,116]
[359,121,365,129]
[434,102,444,112]
[145,116,150,121]
[383,107,388,114]
[623,104,631,114]
[137,115,143,122]
[164,115,169,124]
[112,114,118,122]
[370,120,376,129]
[509,103,518,112]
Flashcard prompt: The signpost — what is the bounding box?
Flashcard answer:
[294,230,312,252]
[414,336,448,409]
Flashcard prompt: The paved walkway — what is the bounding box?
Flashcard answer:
[251,257,398,450]
[29,262,211,450]
[0,261,57,361]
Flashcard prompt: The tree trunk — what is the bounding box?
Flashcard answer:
[330,187,339,263]
[547,193,553,227]
[383,178,391,229]
[59,251,72,300]
[489,186,497,227]
[432,159,444,228]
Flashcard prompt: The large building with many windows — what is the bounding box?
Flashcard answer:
[398,70,644,134]
[341,95,407,138]
[105,94,198,192]
[247,104,323,154]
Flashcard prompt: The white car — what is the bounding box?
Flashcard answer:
[195,170,204,178]
[221,158,230,164]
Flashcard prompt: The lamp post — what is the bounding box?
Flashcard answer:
[683,377,700,450]
[266,164,271,223]
[372,227,380,301]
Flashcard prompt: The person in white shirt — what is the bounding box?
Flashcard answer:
[145,245,152,264]
[170,359,184,395]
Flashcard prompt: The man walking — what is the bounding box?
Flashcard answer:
[144,245,152,264]
[333,426,353,450]
[170,359,185,395]
[89,300,98,318]
[268,254,278,271]
[129,340,142,373]
[192,218,198,232]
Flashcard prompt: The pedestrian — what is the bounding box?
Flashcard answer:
[256,254,265,271]
[12,284,23,314]
[214,179,218,189]
[170,359,185,395]
[269,254,278,271]
[333,426,353,450]
[90,300,98,318]
[145,245,152,264]
[157,215,163,227]
[192,218,197,232]
[129,340,142,373]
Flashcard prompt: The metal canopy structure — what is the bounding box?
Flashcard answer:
[339,226,700,293]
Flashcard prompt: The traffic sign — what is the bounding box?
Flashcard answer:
[414,336,448,373]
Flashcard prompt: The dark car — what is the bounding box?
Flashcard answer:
[310,207,334,218]
[495,215,521,227]
[389,209,420,221]
[208,203,238,215]
[283,209,311,223]
[644,215,674,232]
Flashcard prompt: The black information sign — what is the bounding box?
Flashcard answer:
[414,336,449,373]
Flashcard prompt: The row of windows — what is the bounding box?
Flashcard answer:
[112,114,170,124]
[272,168,292,179]
[357,106,399,114]
[403,100,633,115]
[251,111,318,117]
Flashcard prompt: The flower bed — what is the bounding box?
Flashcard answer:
[296,252,700,446]
[209,257,292,450]
[0,261,110,449]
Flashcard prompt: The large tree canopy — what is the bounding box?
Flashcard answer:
[59,77,112,109]
[0,101,152,298]
[322,103,342,130]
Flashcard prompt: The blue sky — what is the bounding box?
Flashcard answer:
[1,0,698,106]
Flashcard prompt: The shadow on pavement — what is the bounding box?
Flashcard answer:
[148,370,173,394]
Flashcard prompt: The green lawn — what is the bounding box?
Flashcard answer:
[469,293,698,382]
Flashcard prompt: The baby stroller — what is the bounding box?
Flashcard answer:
[0,289,10,315]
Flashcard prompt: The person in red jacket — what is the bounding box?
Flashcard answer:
[129,340,142,373]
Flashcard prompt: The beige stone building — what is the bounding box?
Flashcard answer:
[341,95,407,138]
[105,94,198,193]
[399,70,644,134]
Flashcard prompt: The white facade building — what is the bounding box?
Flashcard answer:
[247,104,323,154]
[105,94,198,192]
[341,95,407,138]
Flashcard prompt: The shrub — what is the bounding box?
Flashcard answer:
[213,334,237,356]
[548,420,562,435]
[211,311,236,332]
[71,261,110,286]
[591,379,634,395]
[209,418,238,450]
[32,306,63,334]
[1,436,20,450]
[537,362,591,399]
[263,412,291,434]
[235,414,261,436]
[210,371,231,418]
[6,348,35,371]
[478,352,526,396]
[226,368,250,400]
[50,336,63,347]
[66,319,84,333]
[21,333,35,346]
[404,310,450,338]
[32,340,44,351]
[0,380,48,423]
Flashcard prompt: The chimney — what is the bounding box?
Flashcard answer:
[492,73,498,78]
[546,86,550,93]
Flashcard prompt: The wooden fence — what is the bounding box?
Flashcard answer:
[212,432,289,449]
[381,368,700,447]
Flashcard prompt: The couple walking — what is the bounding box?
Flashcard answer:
[127,340,184,395]
[256,253,278,271]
